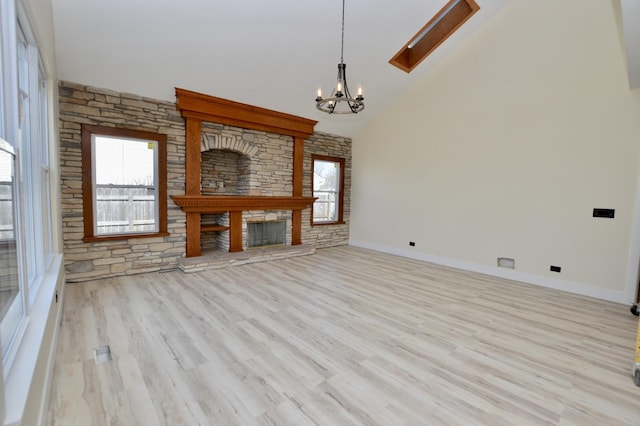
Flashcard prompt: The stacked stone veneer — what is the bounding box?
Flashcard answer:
[59,81,187,282]
[199,122,297,251]
[201,150,249,195]
[200,123,294,196]
[59,81,351,281]
[302,132,352,248]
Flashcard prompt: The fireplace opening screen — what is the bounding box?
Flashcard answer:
[247,221,285,248]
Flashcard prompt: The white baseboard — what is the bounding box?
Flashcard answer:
[349,239,628,304]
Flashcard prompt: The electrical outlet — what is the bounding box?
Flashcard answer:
[409,241,415,247]
[550,265,561,273]
[593,208,614,218]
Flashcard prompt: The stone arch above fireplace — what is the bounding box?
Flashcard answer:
[201,132,259,158]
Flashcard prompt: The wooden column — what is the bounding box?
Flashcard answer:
[185,212,201,257]
[185,118,202,195]
[292,136,304,245]
[185,118,202,257]
[229,211,243,252]
[292,211,302,245]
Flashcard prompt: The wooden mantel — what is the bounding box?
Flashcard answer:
[172,195,317,213]
[172,88,318,257]
[175,88,317,138]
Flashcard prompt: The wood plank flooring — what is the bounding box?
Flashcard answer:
[47,246,640,425]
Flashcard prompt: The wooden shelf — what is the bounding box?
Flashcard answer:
[201,223,229,232]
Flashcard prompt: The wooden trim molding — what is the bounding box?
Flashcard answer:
[185,118,202,196]
[175,88,317,138]
[171,195,317,213]
[81,124,169,242]
[311,154,345,226]
[293,137,304,197]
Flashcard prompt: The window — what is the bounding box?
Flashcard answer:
[312,155,345,225]
[81,125,168,241]
[0,139,21,357]
[1,3,57,373]
[17,23,52,301]
[0,2,65,423]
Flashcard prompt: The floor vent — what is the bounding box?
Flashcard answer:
[94,345,112,364]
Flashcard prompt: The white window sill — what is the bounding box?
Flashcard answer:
[4,254,63,426]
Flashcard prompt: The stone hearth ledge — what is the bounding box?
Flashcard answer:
[178,243,315,273]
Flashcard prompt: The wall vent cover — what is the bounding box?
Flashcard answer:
[497,257,515,269]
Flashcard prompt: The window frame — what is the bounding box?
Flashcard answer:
[81,125,168,242]
[0,2,66,424]
[311,154,345,226]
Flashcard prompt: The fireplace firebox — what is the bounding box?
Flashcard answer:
[247,221,285,248]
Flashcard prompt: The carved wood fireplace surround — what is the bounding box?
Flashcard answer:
[171,88,318,258]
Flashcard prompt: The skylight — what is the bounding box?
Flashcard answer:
[389,0,480,73]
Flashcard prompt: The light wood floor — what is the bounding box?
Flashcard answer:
[47,246,640,425]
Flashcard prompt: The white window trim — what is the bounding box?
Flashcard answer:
[0,2,64,425]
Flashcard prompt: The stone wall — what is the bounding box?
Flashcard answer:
[302,132,352,248]
[59,81,351,281]
[59,81,186,282]
[201,150,245,194]
[199,123,299,251]
[201,123,294,196]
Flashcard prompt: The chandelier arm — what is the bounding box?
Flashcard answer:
[316,95,364,114]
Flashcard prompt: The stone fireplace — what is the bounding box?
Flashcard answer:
[171,88,318,258]
[197,128,299,253]
[58,81,351,281]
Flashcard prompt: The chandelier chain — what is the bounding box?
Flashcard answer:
[340,0,345,63]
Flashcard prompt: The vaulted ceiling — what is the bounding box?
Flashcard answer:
[51,0,640,137]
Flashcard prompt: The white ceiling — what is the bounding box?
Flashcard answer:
[51,0,513,137]
[51,0,640,137]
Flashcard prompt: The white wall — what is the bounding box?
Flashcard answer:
[350,0,640,303]
[22,0,56,75]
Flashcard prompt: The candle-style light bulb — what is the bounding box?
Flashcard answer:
[317,88,322,98]
[357,86,363,96]
[337,82,343,92]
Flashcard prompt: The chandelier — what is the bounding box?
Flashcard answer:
[315,0,364,114]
